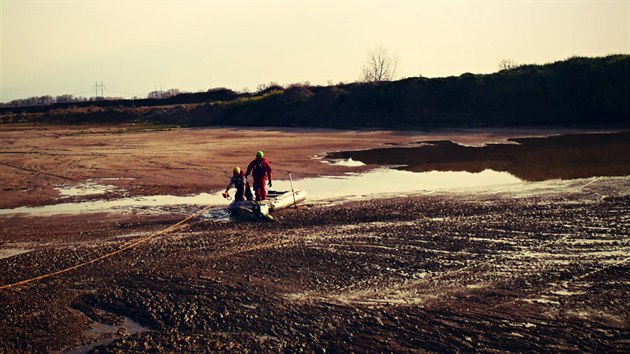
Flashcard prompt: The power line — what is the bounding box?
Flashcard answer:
[93,80,106,98]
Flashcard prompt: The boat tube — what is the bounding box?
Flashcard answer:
[228,189,307,220]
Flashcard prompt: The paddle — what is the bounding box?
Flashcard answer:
[288,171,298,209]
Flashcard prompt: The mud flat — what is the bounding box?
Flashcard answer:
[0,124,629,352]
[0,123,619,209]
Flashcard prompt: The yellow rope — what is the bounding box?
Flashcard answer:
[0,205,213,291]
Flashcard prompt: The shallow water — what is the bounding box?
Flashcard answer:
[273,168,521,201]
[320,157,366,167]
[0,193,224,216]
[0,168,521,216]
[0,248,33,259]
[328,131,630,181]
[2,131,627,217]
[56,181,117,197]
[60,311,151,354]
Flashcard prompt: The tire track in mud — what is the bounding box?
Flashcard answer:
[0,161,77,182]
[0,207,213,290]
[0,151,106,156]
[489,254,630,313]
[193,220,500,307]
[184,195,628,351]
[2,188,628,352]
[279,223,505,306]
[273,195,630,311]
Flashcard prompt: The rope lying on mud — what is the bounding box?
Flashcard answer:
[0,205,214,291]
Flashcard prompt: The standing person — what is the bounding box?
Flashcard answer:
[245,150,272,201]
[224,167,248,201]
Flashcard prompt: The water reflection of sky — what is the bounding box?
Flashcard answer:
[273,168,522,201]
[0,168,521,216]
[329,132,630,181]
[56,181,117,196]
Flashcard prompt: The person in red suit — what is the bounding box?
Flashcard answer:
[245,150,272,201]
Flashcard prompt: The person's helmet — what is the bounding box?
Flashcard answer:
[233,166,241,174]
[256,151,264,159]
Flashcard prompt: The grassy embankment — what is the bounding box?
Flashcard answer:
[1,55,628,128]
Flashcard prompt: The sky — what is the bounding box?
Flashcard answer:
[1,0,628,102]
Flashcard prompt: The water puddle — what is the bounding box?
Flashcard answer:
[2,131,628,217]
[0,193,226,217]
[327,131,630,181]
[200,207,233,221]
[0,168,521,217]
[551,290,584,296]
[59,310,151,354]
[0,248,33,259]
[321,157,365,167]
[56,181,117,197]
[272,168,521,201]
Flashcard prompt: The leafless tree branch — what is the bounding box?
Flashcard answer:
[361,47,398,82]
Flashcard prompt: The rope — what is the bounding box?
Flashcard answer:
[0,177,612,291]
[0,205,213,291]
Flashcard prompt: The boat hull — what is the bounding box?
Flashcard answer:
[228,189,306,219]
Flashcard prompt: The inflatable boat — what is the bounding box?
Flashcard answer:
[228,189,307,220]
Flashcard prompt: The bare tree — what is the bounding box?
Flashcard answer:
[498,58,518,71]
[256,81,281,93]
[361,47,398,82]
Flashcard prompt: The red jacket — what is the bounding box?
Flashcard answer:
[245,157,272,181]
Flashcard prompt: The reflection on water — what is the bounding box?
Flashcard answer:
[0,193,226,216]
[0,169,521,216]
[3,132,626,217]
[271,168,520,201]
[56,181,117,197]
[321,158,366,167]
[328,132,630,181]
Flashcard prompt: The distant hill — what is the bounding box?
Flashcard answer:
[2,55,628,128]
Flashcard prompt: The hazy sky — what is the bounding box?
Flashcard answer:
[1,0,628,102]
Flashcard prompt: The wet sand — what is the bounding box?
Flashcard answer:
[1,124,629,352]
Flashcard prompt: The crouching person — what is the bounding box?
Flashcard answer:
[224,167,251,201]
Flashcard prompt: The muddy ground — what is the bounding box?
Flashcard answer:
[0,124,629,352]
[0,123,613,208]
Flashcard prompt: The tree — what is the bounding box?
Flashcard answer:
[361,46,398,82]
[55,94,76,104]
[256,81,282,94]
[498,58,518,71]
[147,88,180,99]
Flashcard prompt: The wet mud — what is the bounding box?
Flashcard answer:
[1,183,629,352]
[1,124,629,352]
[0,124,618,209]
